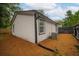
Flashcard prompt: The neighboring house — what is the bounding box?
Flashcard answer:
[11,10,58,43]
[73,24,79,39]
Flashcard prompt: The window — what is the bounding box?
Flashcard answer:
[39,19,45,34]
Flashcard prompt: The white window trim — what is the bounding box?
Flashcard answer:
[38,19,45,35]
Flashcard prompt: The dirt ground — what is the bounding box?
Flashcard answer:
[40,34,79,56]
[0,33,53,56]
[0,33,79,56]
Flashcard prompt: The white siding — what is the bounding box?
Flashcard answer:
[51,24,58,33]
[12,15,35,43]
[37,19,57,43]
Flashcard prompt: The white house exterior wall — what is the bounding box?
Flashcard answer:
[51,24,58,33]
[12,14,35,43]
[37,19,57,43]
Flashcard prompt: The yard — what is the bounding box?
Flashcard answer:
[40,34,79,55]
[0,33,53,56]
[0,33,79,56]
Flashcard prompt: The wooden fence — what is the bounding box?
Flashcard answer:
[58,27,73,34]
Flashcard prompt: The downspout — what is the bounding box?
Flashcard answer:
[34,13,37,44]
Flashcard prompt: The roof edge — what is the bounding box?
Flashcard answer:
[11,10,58,24]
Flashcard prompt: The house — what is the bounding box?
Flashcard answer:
[11,10,58,43]
[73,24,79,39]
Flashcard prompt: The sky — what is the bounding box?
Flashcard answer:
[20,3,79,21]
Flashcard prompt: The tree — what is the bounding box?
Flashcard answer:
[0,3,22,28]
[74,10,79,25]
[63,10,73,27]
[66,10,73,17]
[63,10,79,27]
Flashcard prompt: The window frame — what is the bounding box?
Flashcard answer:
[38,19,45,35]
